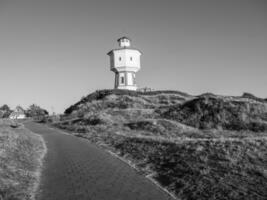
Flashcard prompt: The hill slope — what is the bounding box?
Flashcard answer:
[159,94,267,132]
[62,90,267,133]
[54,89,267,200]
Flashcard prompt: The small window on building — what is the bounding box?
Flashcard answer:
[119,57,121,61]
[130,57,132,61]
[121,77,125,84]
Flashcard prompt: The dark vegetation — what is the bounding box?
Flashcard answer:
[159,94,267,132]
[26,104,49,121]
[0,104,48,120]
[0,105,12,118]
[241,92,267,103]
[53,89,267,200]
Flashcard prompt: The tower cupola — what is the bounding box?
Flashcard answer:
[117,36,131,48]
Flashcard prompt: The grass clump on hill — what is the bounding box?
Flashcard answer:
[0,119,46,200]
[159,94,267,132]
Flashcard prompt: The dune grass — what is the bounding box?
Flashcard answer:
[113,136,267,200]
[55,90,267,200]
[67,127,267,200]
[55,114,267,200]
[0,120,46,200]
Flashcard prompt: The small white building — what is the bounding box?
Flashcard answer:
[9,112,26,119]
[107,37,142,91]
[9,106,26,119]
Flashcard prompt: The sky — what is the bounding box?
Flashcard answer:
[0,0,266,113]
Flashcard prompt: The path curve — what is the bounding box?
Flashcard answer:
[24,122,173,200]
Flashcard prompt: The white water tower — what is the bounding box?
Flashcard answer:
[107,37,142,91]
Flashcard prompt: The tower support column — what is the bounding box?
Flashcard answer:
[115,72,119,88]
[124,72,128,86]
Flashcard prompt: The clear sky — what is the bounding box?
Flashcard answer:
[0,0,266,113]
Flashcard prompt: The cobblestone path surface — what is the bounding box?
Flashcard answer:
[25,122,173,200]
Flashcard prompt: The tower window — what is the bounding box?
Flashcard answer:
[130,57,132,61]
[119,57,121,61]
[133,73,136,85]
[121,77,125,84]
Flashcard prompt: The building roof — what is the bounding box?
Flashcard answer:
[15,106,24,113]
[9,111,25,117]
[117,36,131,42]
[107,47,142,55]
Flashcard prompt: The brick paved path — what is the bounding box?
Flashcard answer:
[25,122,173,200]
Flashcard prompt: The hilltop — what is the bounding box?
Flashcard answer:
[54,89,267,200]
[61,89,267,134]
[160,93,267,132]
[59,89,195,137]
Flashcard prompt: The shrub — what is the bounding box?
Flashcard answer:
[26,104,49,120]
[0,104,12,118]
[161,95,267,132]
[242,92,266,103]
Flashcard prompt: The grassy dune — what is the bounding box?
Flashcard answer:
[0,120,46,200]
[114,137,267,200]
[55,89,267,200]
[60,129,267,200]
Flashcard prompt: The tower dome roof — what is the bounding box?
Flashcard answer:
[117,36,131,42]
[107,36,143,55]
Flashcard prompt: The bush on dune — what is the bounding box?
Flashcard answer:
[241,92,266,103]
[0,105,12,118]
[160,95,267,132]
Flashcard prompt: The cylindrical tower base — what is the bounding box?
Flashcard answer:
[114,71,137,91]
